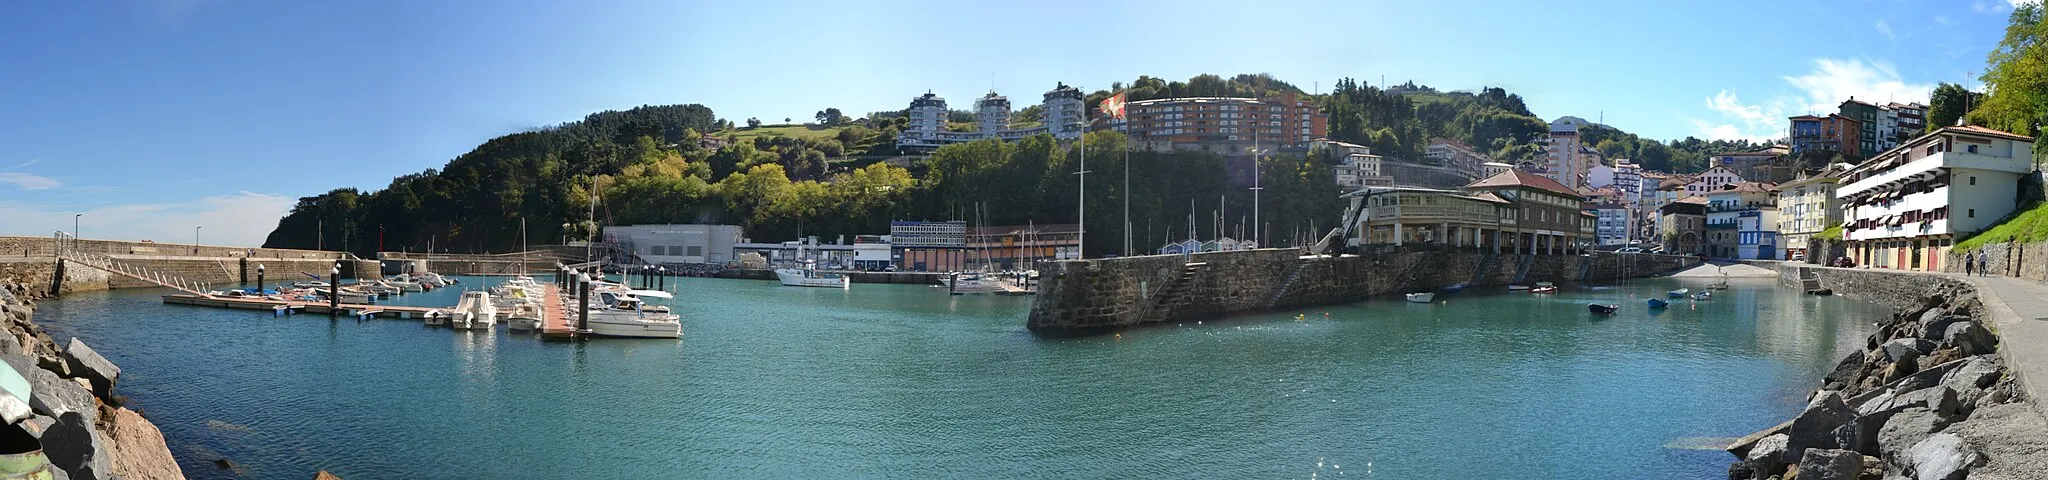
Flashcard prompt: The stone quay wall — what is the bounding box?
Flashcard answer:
[1027,249,1699,332]
[1775,264,1976,313]
[0,257,377,295]
[1947,241,2048,281]
[0,236,347,261]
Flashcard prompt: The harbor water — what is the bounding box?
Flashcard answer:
[32,275,1883,478]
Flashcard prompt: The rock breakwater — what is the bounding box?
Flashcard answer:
[0,281,184,480]
[1728,278,2047,480]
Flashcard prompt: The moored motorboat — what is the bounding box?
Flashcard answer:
[1405,292,1434,303]
[1647,298,1669,309]
[1666,288,1690,298]
[423,309,447,327]
[775,262,850,288]
[1588,304,1618,315]
[1530,286,1558,294]
[1691,291,1712,300]
[1707,281,1730,290]
[1441,282,1468,293]
[582,292,681,338]
[504,302,542,332]
[450,290,497,330]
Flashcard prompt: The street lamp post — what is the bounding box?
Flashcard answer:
[194,226,202,255]
[73,214,81,240]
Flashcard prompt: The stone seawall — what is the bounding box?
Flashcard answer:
[0,236,346,261]
[0,257,379,295]
[1027,249,1699,332]
[1774,264,1976,312]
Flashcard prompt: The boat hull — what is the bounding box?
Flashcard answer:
[1647,299,1669,309]
[1404,293,1434,303]
[585,315,681,338]
[775,269,849,288]
[1588,304,1618,315]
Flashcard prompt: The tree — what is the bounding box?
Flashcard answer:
[1926,83,1984,134]
[783,117,792,124]
[1975,2,2047,137]
[747,117,762,128]
[815,108,845,126]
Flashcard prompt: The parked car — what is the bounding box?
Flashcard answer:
[1617,247,1644,254]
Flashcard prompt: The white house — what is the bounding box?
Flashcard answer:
[1838,125,2038,271]
[1593,203,1630,246]
[1684,165,1745,197]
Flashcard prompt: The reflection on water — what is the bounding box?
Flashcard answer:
[28,275,1883,479]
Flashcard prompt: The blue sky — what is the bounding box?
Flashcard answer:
[0,0,2030,246]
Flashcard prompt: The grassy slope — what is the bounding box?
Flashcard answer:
[716,124,845,141]
[1956,201,2048,250]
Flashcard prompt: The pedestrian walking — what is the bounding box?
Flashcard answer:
[1965,251,1977,276]
[1979,252,1990,277]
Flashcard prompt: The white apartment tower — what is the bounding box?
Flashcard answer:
[1041,83,1086,140]
[901,92,949,148]
[975,91,1012,133]
[1544,119,1586,190]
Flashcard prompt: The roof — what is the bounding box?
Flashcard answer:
[1945,125,2036,142]
[1464,170,1582,198]
[969,224,1080,236]
[1840,98,1879,109]
[1675,196,1709,205]
[1467,192,1511,204]
[1658,177,1690,189]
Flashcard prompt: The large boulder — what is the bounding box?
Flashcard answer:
[1853,387,1959,454]
[1878,408,1952,473]
[1822,351,1868,391]
[105,407,184,480]
[61,339,119,396]
[1883,338,1936,362]
[1787,391,1859,462]
[0,355,95,425]
[1905,433,1984,480]
[1942,356,2004,391]
[1743,433,1791,478]
[1944,321,1996,357]
[1941,403,2048,479]
[0,331,22,356]
[41,411,111,480]
[1796,448,1863,480]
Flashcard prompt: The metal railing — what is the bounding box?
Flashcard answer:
[53,231,213,295]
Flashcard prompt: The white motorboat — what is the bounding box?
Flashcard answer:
[384,275,425,292]
[775,262,849,288]
[1405,292,1435,303]
[582,292,680,338]
[941,273,1010,295]
[423,309,448,327]
[450,290,497,330]
[504,302,543,331]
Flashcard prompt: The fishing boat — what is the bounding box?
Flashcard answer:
[449,290,497,331]
[1647,298,1669,309]
[1666,288,1691,298]
[503,302,543,332]
[775,261,850,288]
[1405,292,1435,303]
[1587,304,1619,315]
[1530,285,1558,294]
[1691,291,1712,300]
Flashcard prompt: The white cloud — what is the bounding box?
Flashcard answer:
[0,192,293,247]
[0,172,61,191]
[1782,58,1932,113]
[1691,58,1935,142]
[1974,0,2032,12]
[1934,15,1955,26]
[1874,20,1894,40]
[2,159,40,170]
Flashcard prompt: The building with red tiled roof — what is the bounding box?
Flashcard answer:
[1460,170,1594,253]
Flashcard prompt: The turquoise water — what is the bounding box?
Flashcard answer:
[32,275,1884,479]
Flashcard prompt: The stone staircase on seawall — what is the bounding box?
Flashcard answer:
[1141,263,1206,324]
[1263,260,1314,310]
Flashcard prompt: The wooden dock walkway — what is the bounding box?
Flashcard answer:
[539,283,582,338]
[162,294,442,318]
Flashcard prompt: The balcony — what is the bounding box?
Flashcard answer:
[1707,222,1738,230]
[1707,203,1769,213]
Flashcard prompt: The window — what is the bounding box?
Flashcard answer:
[1969,176,1976,186]
[686,246,703,257]
[1969,209,1976,218]
[649,246,665,255]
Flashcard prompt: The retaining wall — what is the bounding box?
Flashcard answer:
[0,236,348,261]
[1027,249,1699,333]
[1775,263,1975,313]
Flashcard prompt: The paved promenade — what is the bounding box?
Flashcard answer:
[1954,273,2048,414]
